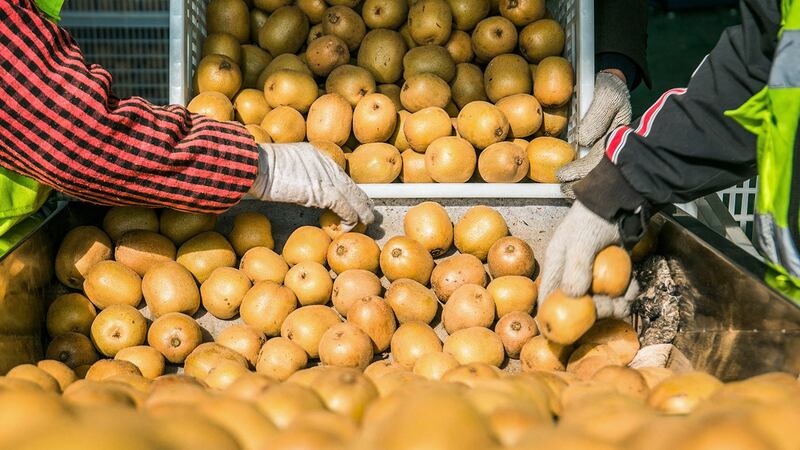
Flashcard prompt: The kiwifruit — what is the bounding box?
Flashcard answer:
[454,205,509,261]
[188,92,234,121]
[284,261,333,306]
[403,45,456,83]
[46,293,96,337]
[425,136,477,183]
[55,226,112,289]
[6,364,60,393]
[407,0,452,46]
[348,296,397,352]
[216,324,266,368]
[283,225,332,267]
[494,311,537,358]
[36,360,77,391]
[313,368,379,422]
[378,84,403,111]
[519,19,565,63]
[347,143,402,183]
[526,137,576,182]
[159,210,216,245]
[362,0,408,29]
[592,246,632,298]
[286,410,359,443]
[538,289,596,345]
[253,383,325,429]
[175,232,236,284]
[240,281,297,336]
[404,107,452,152]
[445,30,474,64]
[496,93,542,138]
[327,232,381,274]
[591,366,650,399]
[471,17,518,62]
[400,73,452,112]
[258,54,312,87]
[499,0,545,26]
[647,371,723,415]
[241,123,271,146]
[258,6,309,56]
[478,141,530,183]
[307,23,324,45]
[83,261,142,309]
[390,321,442,369]
[202,32,242,64]
[297,0,327,23]
[443,327,504,367]
[533,56,574,107]
[399,23,418,50]
[306,94,353,146]
[430,254,487,302]
[195,54,242,99]
[457,101,509,149]
[312,141,348,170]
[442,284,496,333]
[199,267,252,319]
[233,88,271,125]
[250,9,269,42]
[195,397,278,450]
[484,54,532,102]
[184,342,249,383]
[84,359,142,382]
[450,64,488,110]
[390,110,413,151]
[240,246,289,284]
[280,305,342,358]
[46,332,99,369]
[256,337,308,381]
[322,6,366,51]
[325,65,377,107]
[306,35,350,77]
[102,207,159,242]
[490,276,537,319]
[114,346,165,379]
[260,105,306,142]
[412,351,460,380]
[448,0,490,30]
[358,29,407,84]
[263,69,319,113]
[331,269,383,317]
[577,319,640,366]
[353,93,398,143]
[401,149,434,183]
[319,209,368,240]
[206,0,250,43]
[224,372,277,403]
[90,305,147,357]
[147,312,203,364]
[141,261,200,317]
[318,323,374,370]
[227,212,273,258]
[385,279,438,324]
[380,236,435,285]
[114,230,176,277]
[363,359,405,382]
[404,201,453,257]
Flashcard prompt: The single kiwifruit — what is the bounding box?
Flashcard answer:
[327,232,381,274]
[306,94,353,146]
[519,19,565,63]
[401,149,434,183]
[390,321,442,369]
[176,231,236,283]
[331,269,383,317]
[318,323,374,370]
[319,210,368,240]
[228,211,274,257]
[114,346,165,379]
[404,107,452,152]
[256,337,308,381]
[83,261,142,309]
[400,73,452,112]
[358,29,407,84]
[240,45,272,89]
[403,201,453,257]
[240,281,297,336]
[403,45,456,83]
[647,371,723,415]
[46,332,99,369]
[6,364,61,393]
[487,275,537,317]
[147,312,203,364]
[216,324,266,368]
[538,289,596,345]
[202,32,242,64]
[448,0,490,31]
[280,305,342,358]
[84,359,142,382]
[443,327,505,367]
[114,230,176,277]
[533,56,574,107]
[353,93,398,143]
[445,31,474,64]
[454,205,509,261]
[306,35,350,77]
[592,246,632,298]
[206,0,249,43]
[90,304,147,357]
[263,69,319,113]
[378,84,404,112]
[347,143,403,184]
[240,246,289,284]
[390,110,413,151]
[348,296,397,352]
[325,65,377,107]
[141,261,201,317]
[284,261,333,306]
[442,284,496,333]
[477,141,530,183]
[322,6,366,51]
[200,267,252,319]
[484,54,532,103]
[494,311,537,358]
[450,64,488,110]
[253,383,325,429]
[159,210,216,245]
[46,293,97,337]
[36,360,77,391]
[312,141,348,170]
[188,92,234,121]
[362,0,408,29]
[260,106,306,142]
[499,0,545,26]
[425,136,477,183]
[471,16,517,62]
[526,137,575,183]
[55,226,113,289]
[195,54,242,99]
[233,88,271,125]
[385,278,438,324]
[297,0,326,23]
[413,351,460,380]
[258,6,309,56]
[407,0,452,46]
[283,226,332,267]
[577,319,640,366]
[184,342,249,383]
[102,207,159,242]
[380,236,435,285]
[430,253,487,302]
[457,101,509,149]
[495,93,542,138]
[258,54,312,87]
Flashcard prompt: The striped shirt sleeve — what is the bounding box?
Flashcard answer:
[0,0,259,213]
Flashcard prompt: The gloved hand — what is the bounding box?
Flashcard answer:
[249,143,374,230]
[538,200,638,320]
[558,72,632,198]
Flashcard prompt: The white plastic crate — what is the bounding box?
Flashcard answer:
[169,0,595,199]
[717,177,758,237]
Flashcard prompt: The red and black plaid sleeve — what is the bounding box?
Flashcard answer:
[0,0,259,213]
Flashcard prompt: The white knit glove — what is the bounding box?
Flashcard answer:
[558,72,632,198]
[249,143,374,230]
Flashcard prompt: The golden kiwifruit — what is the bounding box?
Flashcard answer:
[263,69,318,113]
[325,65,377,107]
[196,54,242,99]
[496,93,543,138]
[188,91,234,121]
[233,89,270,125]
[311,141,348,170]
[184,342,249,383]
[239,246,289,285]
[358,29,407,84]
[499,0,545,26]
[307,23,324,45]
[246,124,272,144]
[258,54,313,88]
[283,226,332,267]
[471,16,517,62]
[347,143,402,183]
[448,0,490,30]
[306,35,350,77]
[487,275,537,317]
[407,0,452,46]
[401,149,433,183]
[225,372,276,402]
[454,205,509,261]
[202,32,242,64]
[216,324,266,368]
[445,31,474,64]
[114,346,165,380]
[256,337,308,381]
[254,0,292,11]
[6,364,60,393]
[46,293,96,337]
[260,105,306,142]
[141,261,201,317]
[240,281,297,336]
[370,370,427,397]
[253,383,325,429]
[399,23,418,50]
[592,246,632,298]
[450,63,488,109]
[353,93,398,143]
[319,210,367,240]
[318,323,374,370]
[298,0,327,23]
[390,110,413,151]
[200,267,252,319]
[258,6,309,56]
[577,319,640,366]
[286,410,359,443]
[526,136,576,182]
[378,84,404,112]
[390,321,442,369]
[331,269,382,317]
[403,45,456,83]
[442,284,496,333]
[348,296,397,352]
[195,397,278,450]
[84,359,142,382]
[147,312,203,364]
[457,101,509,149]
[424,136,477,183]
[430,253,487,302]
[250,7,269,39]
[55,226,112,289]
[519,19,565,63]
[206,0,249,43]
[159,210,216,245]
[83,261,142,309]
[380,236,435,285]
[443,327,505,367]
[312,367,379,422]
[90,304,147,357]
[280,305,342,358]
[362,0,408,29]
[566,343,622,380]
[484,54,532,103]
[327,232,381,274]
[413,351,460,380]
[385,278,438,324]
[400,73,451,112]
[307,94,353,146]
[533,56,574,107]
[102,207,159,242]
[591,365,649,399]
[478,141,529,183]
[228,212,274,258]
[404,107,452,152]
[403,201,453,257]
[322,5,366,51]
[46,332,99,369]
[494,311,537,358]
[114,230,176,277]
[176,231,236,283]
[36,360,77,391]
[647,371,723,415]
[240,45,272,89]
[284,261,333,306]
[363,359,405,381]
[538,289,596,345]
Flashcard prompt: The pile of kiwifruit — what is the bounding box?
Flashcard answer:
[187,0,576,184]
